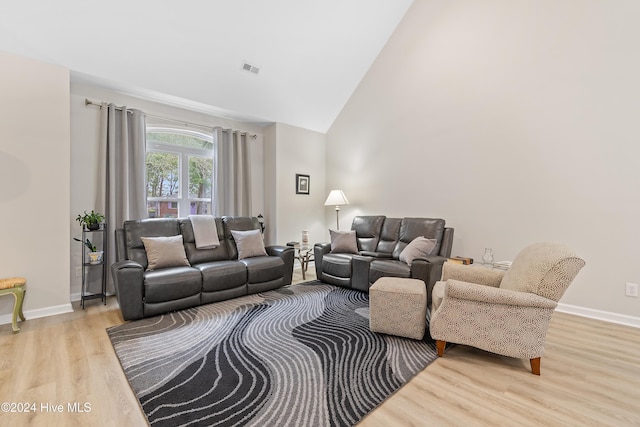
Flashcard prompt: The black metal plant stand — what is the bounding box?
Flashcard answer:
[79,223,107,308]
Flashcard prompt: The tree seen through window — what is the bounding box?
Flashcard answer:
[146,128,213,218]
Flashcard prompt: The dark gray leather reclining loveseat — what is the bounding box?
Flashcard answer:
[314,216,453,304]
[112,216,294,320]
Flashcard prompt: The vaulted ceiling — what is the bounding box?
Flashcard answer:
[0,0,414,132]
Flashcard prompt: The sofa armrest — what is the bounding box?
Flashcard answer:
[111,260,145,321]
[445,279,557,309]
[115,228,127,262]
[422,254,448,265]
[266,245,295,285]
[313,243,332,281]
[314,242,331,255]
[410,254,447,305]
[442,263,504,287]
[351,255,374,292]
[266,245,293,258]
[430,280,557,359]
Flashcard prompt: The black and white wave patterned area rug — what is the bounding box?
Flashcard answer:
[107,282,438,427]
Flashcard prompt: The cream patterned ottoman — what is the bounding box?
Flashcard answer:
[369,277,427,340]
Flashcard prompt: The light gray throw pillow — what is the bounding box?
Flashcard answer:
[329,229,358,254]
[399,236,437,266]
[140,235,191,270]
[231,229,268,259]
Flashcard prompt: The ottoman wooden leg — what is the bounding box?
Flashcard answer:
[436,340,446,357]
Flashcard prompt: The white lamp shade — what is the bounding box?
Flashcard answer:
[324,190,349,206]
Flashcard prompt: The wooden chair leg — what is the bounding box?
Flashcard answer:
[11,290,20,332]
[7,287,25,333]
[17,286,25,322]
[436,340,446,357]
[530,357,541,375]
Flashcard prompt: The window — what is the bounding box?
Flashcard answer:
[146,127,214,218]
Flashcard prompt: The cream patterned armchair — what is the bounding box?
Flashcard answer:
[429,242,585,375]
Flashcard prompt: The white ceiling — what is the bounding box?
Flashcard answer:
[0,0,413,132]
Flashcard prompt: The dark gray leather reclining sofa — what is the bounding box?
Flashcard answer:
[112,216,294,320]
[314,216,453,304]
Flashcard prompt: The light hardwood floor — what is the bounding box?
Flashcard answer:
[1,267,639,426]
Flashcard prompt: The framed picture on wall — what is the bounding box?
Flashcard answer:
[296,174,310,194]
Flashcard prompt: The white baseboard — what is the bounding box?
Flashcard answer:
[0,303,73,327]
[557,303,640,328]
[4,296,637,330]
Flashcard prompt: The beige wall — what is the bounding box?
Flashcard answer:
[327,0,640,321]
[0,51,72,321]
[263,123,327,247]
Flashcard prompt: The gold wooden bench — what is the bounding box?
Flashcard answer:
[0,277,26,332]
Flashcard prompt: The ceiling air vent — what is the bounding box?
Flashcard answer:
[241,61,260,75]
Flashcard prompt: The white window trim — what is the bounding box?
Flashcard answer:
[146,128,214,217]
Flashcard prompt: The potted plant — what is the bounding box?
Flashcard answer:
[76,210,105,231]
[73,238,104,264]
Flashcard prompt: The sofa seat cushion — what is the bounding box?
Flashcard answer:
[197,261,248,292]
[369,259,411,284]
[240,256,285,284]
[322,253,356,278]
[143,266,202,303]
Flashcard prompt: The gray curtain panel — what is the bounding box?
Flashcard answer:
[96,103,147,290]
[214,127,252,216]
